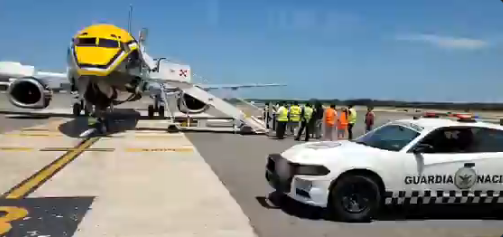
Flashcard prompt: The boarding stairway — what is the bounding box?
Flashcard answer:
[181,84,267,134]
[139,45,268,134]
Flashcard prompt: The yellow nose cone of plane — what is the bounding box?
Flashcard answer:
[71,24,136,76]
[74,46,121,67]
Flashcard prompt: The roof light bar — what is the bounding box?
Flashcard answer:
[423,112,440,118]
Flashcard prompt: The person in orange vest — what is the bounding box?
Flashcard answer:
[323,104,337,141]
[337,108,349,140]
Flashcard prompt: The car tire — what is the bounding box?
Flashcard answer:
[328,174,381,222]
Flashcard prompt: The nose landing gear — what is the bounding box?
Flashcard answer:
[72,100,91,117]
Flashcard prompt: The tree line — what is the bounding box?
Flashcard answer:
[224,98,503,111]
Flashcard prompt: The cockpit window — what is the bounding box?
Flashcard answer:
[74,37,96,46]
[98,38,119,48]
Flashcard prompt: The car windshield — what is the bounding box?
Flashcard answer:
[353,124,420,152]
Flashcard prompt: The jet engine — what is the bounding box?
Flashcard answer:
[7,77,52,109]
[177,93,210,114]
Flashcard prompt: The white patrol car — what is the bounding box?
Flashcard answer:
[265,113,503,222]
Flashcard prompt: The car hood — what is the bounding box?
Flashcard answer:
[280,140,377,164]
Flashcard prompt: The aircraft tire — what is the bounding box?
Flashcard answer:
[73,103,81,117]
[148,105,155,119]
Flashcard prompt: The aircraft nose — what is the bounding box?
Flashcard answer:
[74,46,121,67]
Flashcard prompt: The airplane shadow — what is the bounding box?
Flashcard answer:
[3,114,51,120]
[58,109,140,138]
[256,191,503,222]
[0,109,161,120]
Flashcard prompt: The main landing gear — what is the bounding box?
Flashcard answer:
[72,100,90,117]
[147,104,165,119]
[147,95,165,119]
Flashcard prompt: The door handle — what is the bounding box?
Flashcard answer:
[464,163,475,168]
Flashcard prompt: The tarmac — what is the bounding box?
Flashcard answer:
[0,93,502,237]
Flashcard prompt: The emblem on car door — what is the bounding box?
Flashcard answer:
[454,166,477,189]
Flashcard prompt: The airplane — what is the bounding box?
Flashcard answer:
[0,24,285,134]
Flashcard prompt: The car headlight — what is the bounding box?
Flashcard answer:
[294,164,330,176]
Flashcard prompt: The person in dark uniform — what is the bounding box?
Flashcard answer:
[295,102,314,141]
[264,102,270,129]
[312,101,324,139]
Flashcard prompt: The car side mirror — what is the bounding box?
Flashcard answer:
[412,144,434,153]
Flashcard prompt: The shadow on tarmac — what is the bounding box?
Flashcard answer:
[257,191,503,223]
[0,108,166,120]
[58,109,140,138]
[3,114,51,119]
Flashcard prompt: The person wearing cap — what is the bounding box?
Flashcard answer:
[347,105,357,140]
[295,102,314,141]
[323,104,337,141]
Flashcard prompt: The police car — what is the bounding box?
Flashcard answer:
[265,112,503,222]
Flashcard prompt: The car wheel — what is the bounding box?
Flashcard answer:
[328,174,381,222]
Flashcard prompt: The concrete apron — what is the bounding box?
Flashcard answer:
[0,118,257,237]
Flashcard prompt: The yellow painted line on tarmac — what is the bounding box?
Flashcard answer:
[180,122,197,127]
[4,133,63,137]
[20,128,52,132]
[1,137,101,199]
[0,119,65,136]
[18,120,66,132]
[0,147,35,151]
[125,147,194,152]
[133,135,185,139]
[40,147,115,152]
[103,134,185,139]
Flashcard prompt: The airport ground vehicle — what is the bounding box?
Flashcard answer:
[265,113,503,222]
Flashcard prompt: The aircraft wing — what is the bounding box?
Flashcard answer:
[196,83,286,91]
[0,61,68,89]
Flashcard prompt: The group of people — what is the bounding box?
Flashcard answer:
[263,101,375,141]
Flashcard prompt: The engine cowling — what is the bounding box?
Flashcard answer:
[7,77,52,109]
[177,93,210,114]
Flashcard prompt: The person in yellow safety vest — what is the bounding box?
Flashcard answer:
[275,101,289,139]
[347,105,357,140]
[288,101,301,136]
[295,102,314,141]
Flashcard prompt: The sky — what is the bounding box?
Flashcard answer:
[1,0,503,102]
